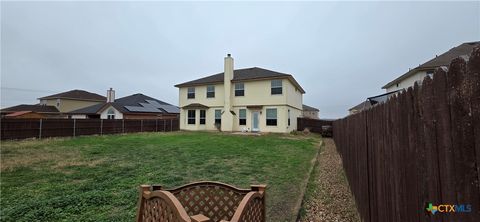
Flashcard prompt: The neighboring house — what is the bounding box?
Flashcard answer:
[349,101,371,115]
[302,104,319,119]
[382,41,479,92]
[174,54,305,133]
[38,89,106,112]
[0,104,61,118]
[348,90,399,115]
[69,89,179,119]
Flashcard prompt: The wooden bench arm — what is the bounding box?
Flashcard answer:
[136,185,192,222]
[229,191,266,222]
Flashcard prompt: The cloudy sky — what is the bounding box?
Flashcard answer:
[1,1,479,118]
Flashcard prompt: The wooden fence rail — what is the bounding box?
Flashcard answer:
[333,47,480,221]
[0,118,180,140]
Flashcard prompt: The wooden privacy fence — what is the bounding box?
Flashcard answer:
[297,118,333,134]
[333,47,480,222]
[0,118,180,140]
[136,181,266,222]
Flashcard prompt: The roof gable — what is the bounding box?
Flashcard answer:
[39,89,106,102]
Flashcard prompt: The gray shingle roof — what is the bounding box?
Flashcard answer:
[383,41,480,89]
[175,67,305,93]
[69,93,179,114]
[39,89,106,101]
[349,101,372,112]
[302,104,319,112]
[1,104,60,113]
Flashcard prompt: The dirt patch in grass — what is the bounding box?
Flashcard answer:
[298,138,360,222]
[1,147,80,171]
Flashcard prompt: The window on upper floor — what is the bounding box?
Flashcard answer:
[188,110,196,124]
[200,110,206,125]
[235,83,244,96]
[187,87,195,99]
[271,79,282,95]
[207,85,215,98]
[239,109,246,125]
[266,108,277,126]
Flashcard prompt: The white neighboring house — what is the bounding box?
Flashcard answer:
[175,54,305,133]
[382,41,479,92]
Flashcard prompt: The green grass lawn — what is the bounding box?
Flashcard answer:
[1,131,320,222]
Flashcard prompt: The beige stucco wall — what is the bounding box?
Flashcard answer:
[179,79,302,108]
[385,71,428,92]
[41,99,103,113]
[179,84,225,108]
[178,78,303,133]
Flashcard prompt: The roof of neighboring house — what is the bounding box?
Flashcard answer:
[348,101,372,112]
[1,104,60,113]
[174,67,306,93]
[69,93,180,114]
[38,89,106,102]
[302,104,319,112]
[367,90,399,105]
[382,41,480,89]
[5,111,35,117]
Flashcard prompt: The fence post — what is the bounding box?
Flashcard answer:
[122,119,125,134]
[100,119,103,135]
[155,119,158,132]
[170,119,173,131]
[164,119,166,132]
[141,119,143,132]
[39,119,42,139]
[73,119,76,137]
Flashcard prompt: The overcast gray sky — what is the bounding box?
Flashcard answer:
[1,1,479,118]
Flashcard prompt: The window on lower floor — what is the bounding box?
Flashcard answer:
[288,109,291,126]
[239,109,246,125]
[188,110,195,124]
[266,108,277,126]
[200,110,206,125]
[215,109,221,124]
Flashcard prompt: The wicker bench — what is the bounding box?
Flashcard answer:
[136,181,266,222]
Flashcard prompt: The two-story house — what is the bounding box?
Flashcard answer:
[38,89,106,112]
[382,41,479,92]
[175,54,305,133]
